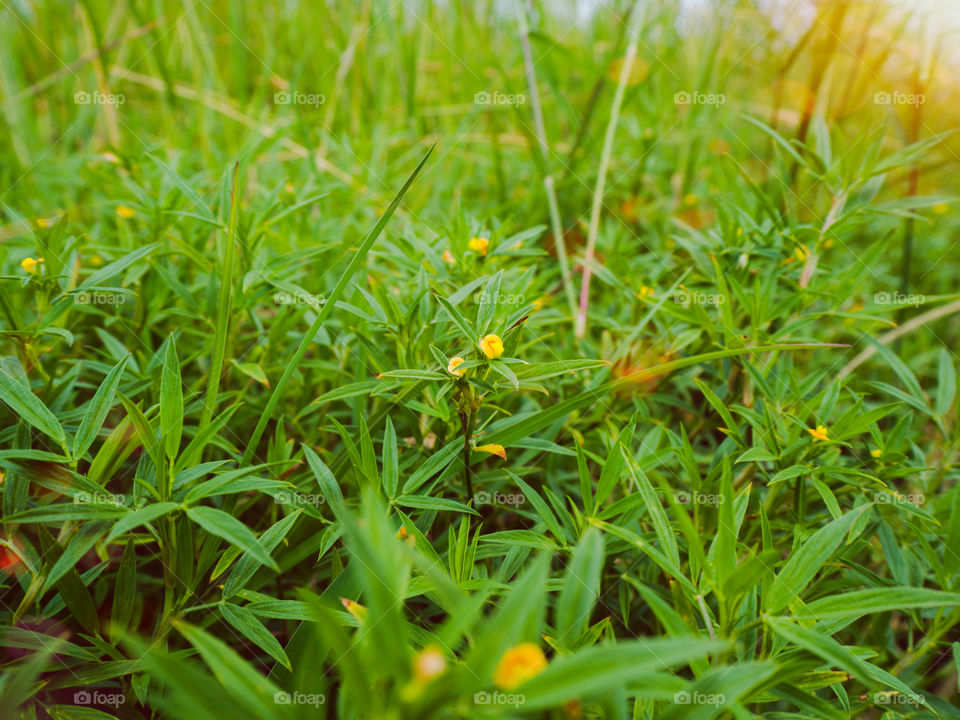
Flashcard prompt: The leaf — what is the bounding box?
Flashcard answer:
[241,146,434,465]
[937,348,956,417]
[185,506,278,572]
[0,365,66,447]
[555,528,604,644]
[110,538,137,643]
[105,502,180,543]
[44,522,110,592]
[219,602,291,671]
[766,617,872,686]
[223,511,301,599]
[767,506,867,613]
[73,355,129,459]
[517,638,726,710]
[161,335,184,463]
[394,495,479,516]
[795,587,960,621]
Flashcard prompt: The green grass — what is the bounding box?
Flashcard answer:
[2,0,960,717]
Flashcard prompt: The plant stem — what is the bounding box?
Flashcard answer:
[575,1,640,337]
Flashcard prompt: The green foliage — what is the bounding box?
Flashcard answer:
[1,0,960,718]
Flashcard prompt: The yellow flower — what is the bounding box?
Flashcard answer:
[808,425,829,442]
[36,216,57,229]
[480,334,504,359]
[442,249,455,264]
[447,356,465,377]
[412,645,447,683]
[20,257,43,274]
[116,205,136,219]
[340,597,368,623]
[871,448,883,458]
[683,193,697,206]
[468,237,489,255]
[493,643,548,690]
[474,443,506,460]
[636,286,654,299]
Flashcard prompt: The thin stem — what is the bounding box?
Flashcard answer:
[516,2,576,319]
[575,2,641,337]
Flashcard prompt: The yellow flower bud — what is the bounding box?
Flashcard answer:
[412,645,447,683]
[807,425,829,442]
[474,444,506,459]
[479,334,504,359]
[20,257,43,274]
[493,643,547,690]
[447,356,465,377]
[468,237,489,255]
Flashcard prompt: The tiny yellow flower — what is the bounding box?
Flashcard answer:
[532,297,545,311]
[412,645,447,683]
[636,286,654,299]
[871,448,883,458]
[20,257,43,274]
[493,643,548,690]
[447,356,465,377]
[474,443,506,460]
[480,334,504,359]
[808,425,829,442]
[116,205,136,219]
[36,216,56,229]
[683,193,697,206]
[442,249,455,264]
[468,237,489,255]
[340,597,368,623]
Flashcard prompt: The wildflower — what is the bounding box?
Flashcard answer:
[442,249,455,264]
[447,356,465,377]
[479,334,504,359]
[493,643,547,690]
[636,286,654,299]
[20,257,43,274]
[36,216,57,228]
[412,646,447,683]
[808,425,829,442]
[468,237,489,255]
[532,297,545,311]
[116,205,136,219]
[474,444,506,460]
[340,597,368,623]
[871,448,883,458]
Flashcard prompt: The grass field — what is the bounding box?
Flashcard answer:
[2,0,960,717]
